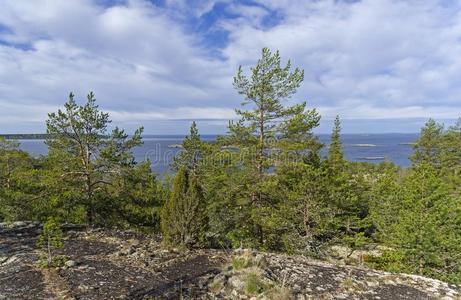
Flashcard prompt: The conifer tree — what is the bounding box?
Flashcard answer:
[411,119,443,167]
[106,161,165,229]
[172,121,205,175]
[161,168,206,247]
[228,48,320,247]
[274,163,331,254]
[440,117,461,193]
[328,115,344,169]
[45,92,143,224]
[0,138,42,221]
[231,47,318,175]
[37,217,64,267]
[386,163,461,281]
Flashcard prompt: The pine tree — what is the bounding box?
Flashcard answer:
[232,47,307,176]
[161,168,207,248]
[229,48,320,247]
[45,92,143,224]
[411,119,443,167]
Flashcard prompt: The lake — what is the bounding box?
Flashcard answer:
[16,133,418,174]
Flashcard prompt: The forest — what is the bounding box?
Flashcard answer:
[1,48,460,284]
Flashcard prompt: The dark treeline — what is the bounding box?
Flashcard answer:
[1,48,460,283]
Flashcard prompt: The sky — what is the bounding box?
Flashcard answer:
[0,0,461,134]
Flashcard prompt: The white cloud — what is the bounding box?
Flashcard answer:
[0,0,461,133]
[108,106,236,121]
[223,0,461,113]
[165,0,228,18]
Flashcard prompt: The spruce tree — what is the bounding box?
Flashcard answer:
[172,121,205,174]
[328,115,344,169]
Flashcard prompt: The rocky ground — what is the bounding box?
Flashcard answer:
[0,222,460,299]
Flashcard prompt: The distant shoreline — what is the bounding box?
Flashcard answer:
[1,133,420,140]
[0,134,50,140]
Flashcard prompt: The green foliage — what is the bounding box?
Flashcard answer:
[224,47,321,249]
[105,161,165,230]
[1,50,461,284]
[37,217,65,268]
[0,92,163,229]
[202,162,258,249]
[368,162,461,283]
[273,162,333,254]
[366,250,405,274]
[0,138,44,221]
[388,164,461,280]
[172,121,208,175]
[231,255,254,270]
[45,92,156,226]
[328,115,344,170]
[161,123,208,247]
[161,168,207,248]
[244,272,265,295]
[411,119,443,167]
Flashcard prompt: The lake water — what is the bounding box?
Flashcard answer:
[16,133,418,174]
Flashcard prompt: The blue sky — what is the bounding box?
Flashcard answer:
[0,0,460,134]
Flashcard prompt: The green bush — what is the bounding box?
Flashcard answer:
[37,217,65,268]
[161,168,207,248]
[365,250,405,274]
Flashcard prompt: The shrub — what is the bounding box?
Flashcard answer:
[37,217,65,267]
[161,168,207,248]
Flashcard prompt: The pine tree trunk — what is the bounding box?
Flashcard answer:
[85,173,93,225]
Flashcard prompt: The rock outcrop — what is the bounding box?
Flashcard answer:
[0,222,459,299]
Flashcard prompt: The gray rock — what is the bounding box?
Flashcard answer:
[229,277,245,290]
[65,260,77,268]
[11,221,27,227]
[254,254,267,268]
[292,284,302,293]
[366,281,379,287]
